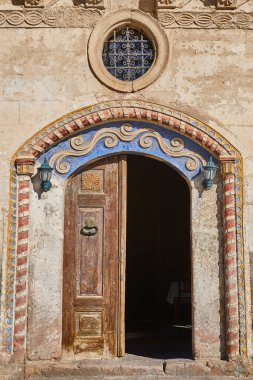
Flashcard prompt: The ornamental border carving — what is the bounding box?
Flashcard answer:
[49,123,205,174]
[157,11,253,29]
[0,7,103,28]
[0,8,252,29]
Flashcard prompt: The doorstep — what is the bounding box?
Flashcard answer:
[24,355,253,379]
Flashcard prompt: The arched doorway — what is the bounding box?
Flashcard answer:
[8,102,247,362]
[62,154,191,359]
[126,155,191,359]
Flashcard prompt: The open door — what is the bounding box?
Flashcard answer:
[62,156,127,358]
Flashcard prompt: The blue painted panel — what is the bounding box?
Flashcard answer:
[38,121,218,181]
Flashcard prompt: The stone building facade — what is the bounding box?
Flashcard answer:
[0,0,253,378]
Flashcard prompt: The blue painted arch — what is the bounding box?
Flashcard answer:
[38,121,218,183]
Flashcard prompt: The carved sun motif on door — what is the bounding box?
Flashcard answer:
[82,173,101,190]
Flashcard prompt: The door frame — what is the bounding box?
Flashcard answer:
[118,155,127,357]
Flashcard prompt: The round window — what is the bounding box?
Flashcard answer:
[102,27,154,82]
[88,9,169,92]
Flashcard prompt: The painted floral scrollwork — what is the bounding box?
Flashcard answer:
[50,123,204,175]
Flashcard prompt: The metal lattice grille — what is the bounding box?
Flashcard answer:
[102,27,154,81]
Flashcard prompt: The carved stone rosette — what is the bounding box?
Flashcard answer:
[24,0,44,8]
[156,0,177,9]
[216,0,237,9]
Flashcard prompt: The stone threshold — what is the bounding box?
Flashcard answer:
[23,356,253,379]
[1,358,253,380]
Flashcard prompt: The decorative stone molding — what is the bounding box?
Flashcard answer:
[13,0,105,7]
[220,156,240,358]
[88,9,169,92]
[158,11,253,29]
[50,123,205,175]
[15,157,35,176]
[221,155,236,175]
[13,175,31,359]
[0,8,252,29]
[156,0,249,11]
[216,0,237,10]
[13,157,35,359]
[0,7,103,28]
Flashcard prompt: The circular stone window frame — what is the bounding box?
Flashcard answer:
[88,9,169,93]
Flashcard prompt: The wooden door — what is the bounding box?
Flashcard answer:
[62,156,126,358]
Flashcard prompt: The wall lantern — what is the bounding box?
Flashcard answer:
[203,156,218,190]
[38,157,53,192]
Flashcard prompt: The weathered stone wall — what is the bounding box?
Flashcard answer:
[0,0,253,363]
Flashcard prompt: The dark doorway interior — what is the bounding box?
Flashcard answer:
[125,155,192,359]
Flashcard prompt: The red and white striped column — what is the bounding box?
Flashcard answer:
[14,157,35,360]
[221,156,240,359]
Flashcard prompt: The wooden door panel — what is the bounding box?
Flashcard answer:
[76,311,103,337]
[78,207,103,297]
[63,157,122,358]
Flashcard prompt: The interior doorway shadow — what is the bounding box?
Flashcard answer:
[125,155,192,360]
[126,325,192,360]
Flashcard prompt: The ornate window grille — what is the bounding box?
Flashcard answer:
[102,27,154,81]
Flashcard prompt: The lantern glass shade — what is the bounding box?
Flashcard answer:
[38,158,53,192]
[40,169,51,182]
[203,157,218,189]
[205,166,216,180]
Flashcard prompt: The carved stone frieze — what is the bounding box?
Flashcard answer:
[155,0,250,11]
[216,0,237,10]
[158,11,253,29]
[13,0,105,7]
[0,7,103,27]
[0,7,252,29]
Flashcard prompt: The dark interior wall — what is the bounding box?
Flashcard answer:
[126,155,191,331]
